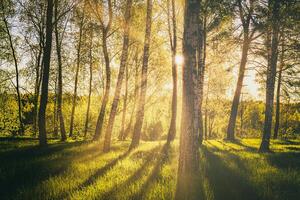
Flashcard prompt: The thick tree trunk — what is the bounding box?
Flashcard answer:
[54,0,67,141]
[84,29,94,138]
[38,0,54,146]
[259,0,280,152]
[175,0,200,199]
[103,0,133,152]
[273,30,284,139]
[129,0,153,150]
[167,0,177,144]
[3,16,24,135]
[69,15,84,137]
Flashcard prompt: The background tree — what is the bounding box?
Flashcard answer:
[130,0,153,150]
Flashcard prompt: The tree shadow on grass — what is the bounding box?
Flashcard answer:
[200,145,259,200]
[272,140,300,146]
[0,141,108,199]
[98,145,163,200]
[129,143,174,200]
[58,145,162,200]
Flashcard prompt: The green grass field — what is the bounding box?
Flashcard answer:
[0,138,299,200]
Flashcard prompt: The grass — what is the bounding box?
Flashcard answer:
[0,138,299,200]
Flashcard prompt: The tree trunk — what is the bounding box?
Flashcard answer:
[54,0,67,141]
[119,64,128,140]
[3,15,24,135]
[167,0,177,144]
[259,0,280,152]
[69,14,84,137]
[226,0,254,141]
[84,28,94,138]
[175,0,200,199]
[197,13,206,144]
[123,53,140,140]
[93,30,111,141]
[226,35,250,141]
[103,0,133,152]
[53,76,58,137]
[38,0,54,146]
[93,0,113,141]
[129,0,153,150]
[33,44,43,137]
[273,29,284,139]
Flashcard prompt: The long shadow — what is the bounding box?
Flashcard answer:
[98,145,163,200]
[55,149,131,200]
[216,140,257,152]
[0,141,99,199]
[201,145,259,200]
[0,140,87,161]
[273,140,300,146]
[57,145,162,200]
[129,143,173,200]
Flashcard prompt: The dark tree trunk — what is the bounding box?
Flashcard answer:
[226,36,250,140]
[38,0,54,146]
[129,0,153,150]
[54,0,67,141]
[70,14,84,137]
[167,0,177,144]
[259,0,281,152]
[3,15,24,135]
[175,0,200,199]
[273,29,284,139]
[93,0,113,141]
[84,29,94,138]
[227,0,254,141]
[103,0,133,152]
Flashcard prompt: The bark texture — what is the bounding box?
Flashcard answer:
[175,0,200,199]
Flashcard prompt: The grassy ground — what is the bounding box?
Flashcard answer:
[0,138,299,200]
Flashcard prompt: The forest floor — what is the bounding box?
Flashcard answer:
[0,138,299,200]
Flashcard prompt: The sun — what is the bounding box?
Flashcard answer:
[175,55,184,65]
